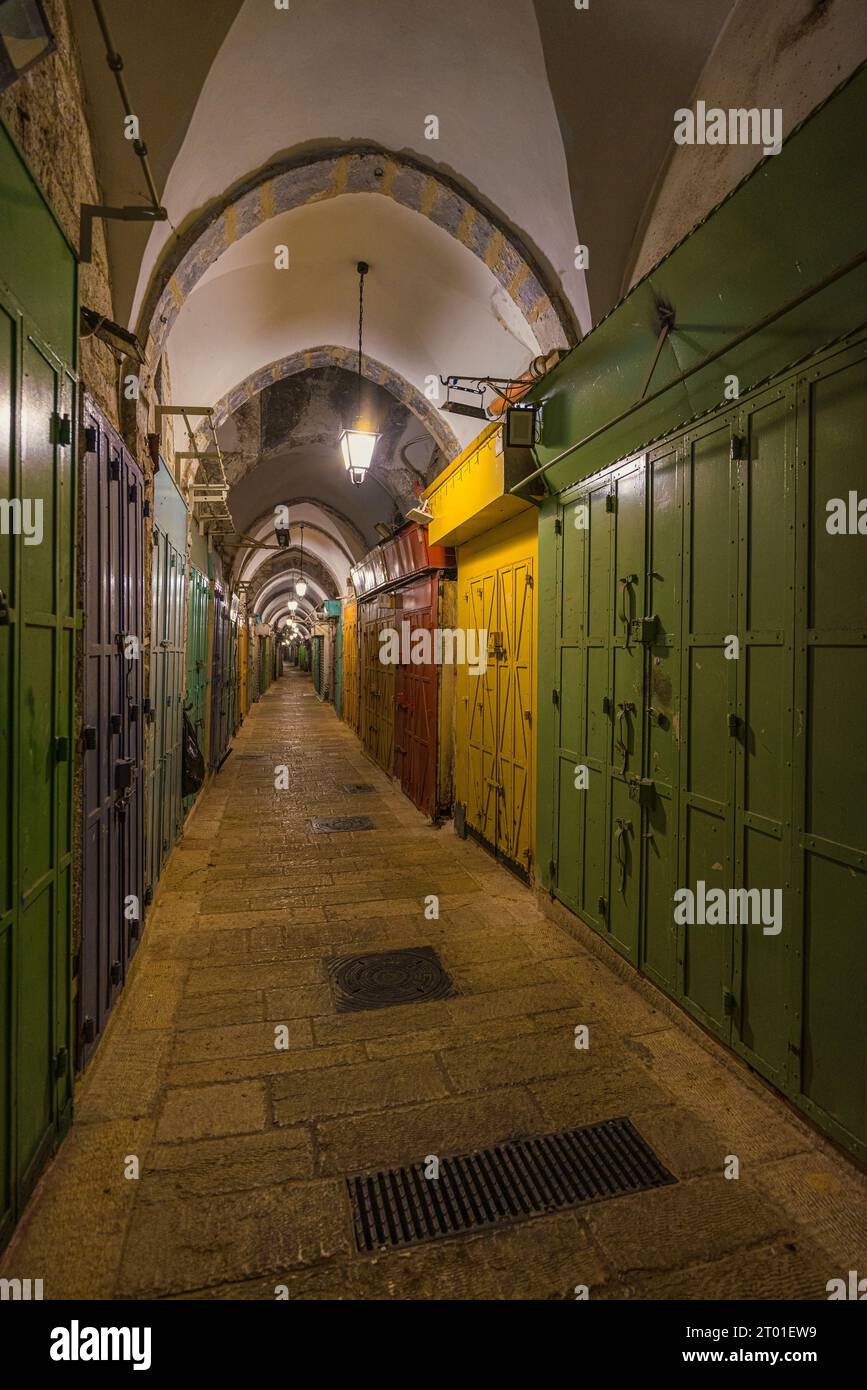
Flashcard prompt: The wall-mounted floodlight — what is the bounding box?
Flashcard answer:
[505,402,538,448]
[406,500,432,526]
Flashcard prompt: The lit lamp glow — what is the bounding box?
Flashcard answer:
[338,427,378,486]
[295,577,307,598]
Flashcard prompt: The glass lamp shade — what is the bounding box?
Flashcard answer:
[295,578,307,597]
[339,427,379,486]
[287,599,298,611]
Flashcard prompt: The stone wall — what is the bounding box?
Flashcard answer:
[0,0,119,425]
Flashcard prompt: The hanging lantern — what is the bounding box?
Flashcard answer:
[338,261,380,486]
[295,525,307,596]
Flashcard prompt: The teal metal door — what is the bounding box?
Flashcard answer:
[1,122,77,1245]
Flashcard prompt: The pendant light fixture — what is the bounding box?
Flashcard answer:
[338,261,380,486]
[295,524,307,597]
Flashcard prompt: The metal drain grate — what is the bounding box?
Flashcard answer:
[310,815,374,834]
[343,783,374,794]
[347,1117,676,1251]
[330,945,456,1013]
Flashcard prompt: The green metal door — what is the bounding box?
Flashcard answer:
[542,335,867,1162]
[1,122,77,1245]
[791,340,867,1152]
[184,563,209,814]
[678,415,739,1041]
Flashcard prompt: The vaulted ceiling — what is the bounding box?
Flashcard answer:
[70,0,738,604]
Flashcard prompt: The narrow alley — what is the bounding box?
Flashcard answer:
[2,0,866,1351]
[2,668,864,1301]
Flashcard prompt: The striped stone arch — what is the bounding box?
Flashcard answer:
[140,148,578,365]
[206,345,462,461]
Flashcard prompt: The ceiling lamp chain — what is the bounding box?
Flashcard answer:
[295,523,307,597]
[338,261,380,486]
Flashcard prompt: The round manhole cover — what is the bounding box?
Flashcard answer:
[330,946,456,1012]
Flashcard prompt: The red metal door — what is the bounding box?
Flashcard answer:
[394,576,438,818]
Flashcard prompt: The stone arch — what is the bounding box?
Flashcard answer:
[139,148,578,365]
[208,346,462,462]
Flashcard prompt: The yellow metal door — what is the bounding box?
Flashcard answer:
[342,600,358,733]
[497,556,534,868]
[466,573,498,846]
[456,512,537,876]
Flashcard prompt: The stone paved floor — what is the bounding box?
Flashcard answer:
[3,669,865,1300]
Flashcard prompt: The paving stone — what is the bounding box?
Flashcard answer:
[185,959,323,994]
[139,1129,316,1203]
[585,1174,791,1276]
[76,1030,173,1123]
[156,1081,268,1141]
[118,1180,351,1297]
[272,1055,449,1126]
[168,1041,367,1088]
[172,1018,313,1064]
[174,990,265,1029]
[263,984,333,1019]
[315,1087,547,1175]
[624,1236,835,1301]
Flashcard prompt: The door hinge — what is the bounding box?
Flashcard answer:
[727,712,743,737]
[787,1041,801,1058]
[50,412,72,446]
[83,724,97,750]
[730,433,747,462]
[143,499,151,517]
[81,1016,96,1045]
[552,688,559,707]
[110,456,120,481]
[548,859,557,882]
[54,735,69,762]
[723,988,737,1017]
[53,1046,68,1079]
[605,493,617,513]
[597,896,608,917]
[82,425,98,454]
[602,694,612,715]
[554,517,562,535]
[110,960,122,985]
[0,588,9,625]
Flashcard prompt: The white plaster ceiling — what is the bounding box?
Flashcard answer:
[236,506,354,592]
[130,0,590,332]
[165,193,540,452]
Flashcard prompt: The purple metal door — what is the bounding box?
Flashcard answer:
[79,399,145,1068]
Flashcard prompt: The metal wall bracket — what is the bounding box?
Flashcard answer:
[78,204,167,264]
